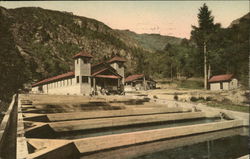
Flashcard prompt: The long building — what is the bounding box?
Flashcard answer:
[31,51,126,95]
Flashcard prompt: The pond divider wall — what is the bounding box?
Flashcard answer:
[17,96,29,159]
[24,107,189,122]
[0,94,17,158]
[17,94,246,158]
[73,120,243,154]
[80,127,245,159]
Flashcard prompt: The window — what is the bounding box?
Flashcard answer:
[83,59,88,64]
[118,63,123,68]
[76,76,79,83]
[220,82,223,89]
[82,76,88,83]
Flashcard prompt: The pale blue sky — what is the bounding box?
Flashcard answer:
[0,1,249,38]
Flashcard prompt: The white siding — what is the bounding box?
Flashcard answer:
[210,80,237,91]
[31,86,39,93]
[210,83,221,91]
[222,82,229,90]
[32,77,82,95]
[229,78,238,89]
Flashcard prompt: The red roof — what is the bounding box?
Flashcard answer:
[108,56,126,63]
[125,74,144,82]
[208,74,233,83]
[32,72,74,87]
[91,62,105,67]
[73,51,93,58]
[92,68,108,76]
[95,75,121,79]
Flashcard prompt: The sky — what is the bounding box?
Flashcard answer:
[0,1,249,39]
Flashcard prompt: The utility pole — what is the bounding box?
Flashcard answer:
[204,42,207,90]
[143,75,147,91]
[208,64,211,79]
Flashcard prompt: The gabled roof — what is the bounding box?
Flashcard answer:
[91,66,122,78]
[32,72,75,87]
[125,74,144,82]
[91,62,105,67]
[208,74,234,83]
[92,68,109,76]
[73,51,93,59]
[108,56,126,63]
[95,75,121,79]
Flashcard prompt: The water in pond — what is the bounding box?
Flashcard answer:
[58,118,221,139]
[133,135,248,159]
[81,127,249,159]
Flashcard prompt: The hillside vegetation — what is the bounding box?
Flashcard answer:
[0,6,249,101]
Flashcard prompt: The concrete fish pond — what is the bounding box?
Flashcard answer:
[16,94,249,159]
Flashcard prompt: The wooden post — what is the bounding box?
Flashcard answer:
[93,78,96,95]
[204,42,207,90]
[143,76,146,90]
[170,64,173,81]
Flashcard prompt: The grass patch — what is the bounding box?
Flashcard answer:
[158,79,203,89]
[206,102,249,113]
[176,80,203,89]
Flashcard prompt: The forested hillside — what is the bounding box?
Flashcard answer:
[0,6,249,101]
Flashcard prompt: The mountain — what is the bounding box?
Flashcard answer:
[117,30,182,52]
[228,12,250,28]
[0,6,182,100]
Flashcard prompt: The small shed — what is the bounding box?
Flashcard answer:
[124,74,156,91]
[208,74,238,91]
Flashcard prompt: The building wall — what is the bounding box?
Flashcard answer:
[110,62,124,84]
[210,82,229,90]
[74,58,91,77]
[229,78,238,89]
[48,78,80,95]
[31,77,83,95]
[210,83,221,91]
[75,57,92,95]
[124,85,135,92]
[31,86,39,93]
[222,82,229,90]
[80,77,92,95]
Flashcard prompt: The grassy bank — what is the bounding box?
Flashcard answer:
[157,78,204,89]
[176,80,203,89]
[206,102,249,113]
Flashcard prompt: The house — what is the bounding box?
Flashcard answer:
[208,74,238,91]
[31,51,126,95]
[124,74,156,91]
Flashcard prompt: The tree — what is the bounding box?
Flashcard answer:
[191,3,216,89]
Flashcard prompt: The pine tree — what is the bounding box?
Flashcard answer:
[191,3,215,89]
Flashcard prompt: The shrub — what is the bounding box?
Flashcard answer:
[198,97,205,101]
[174,94,178,101]
[206,96,213,101]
